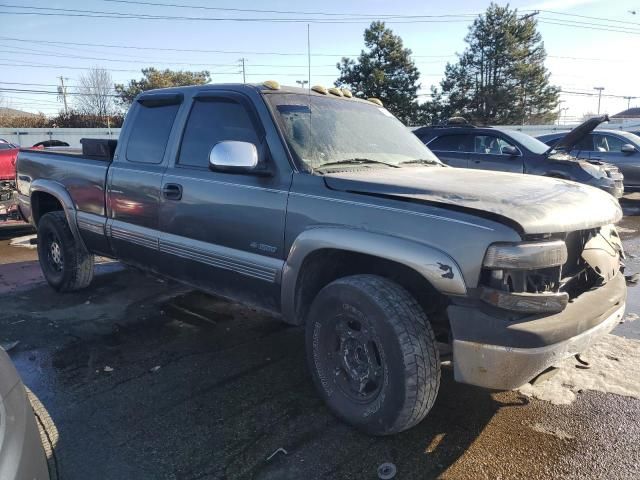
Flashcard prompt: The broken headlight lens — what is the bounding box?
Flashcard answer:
[483,240,568,270]
[579,161,606,179]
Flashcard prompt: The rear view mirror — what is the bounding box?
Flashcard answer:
[501,145,519,156]
[621,143,636,154]
[209,141,258,173]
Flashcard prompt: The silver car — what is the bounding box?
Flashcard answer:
[0,347,50,479]
[539,122,640,192]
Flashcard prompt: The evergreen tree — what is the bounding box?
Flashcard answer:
[439,4,559,125]
[336,22,421,124]
[115,68,210,106]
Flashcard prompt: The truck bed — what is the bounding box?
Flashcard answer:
[17,149,110,217]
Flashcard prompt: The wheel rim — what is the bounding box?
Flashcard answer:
[324,314,384,403]
[46,233,63,272]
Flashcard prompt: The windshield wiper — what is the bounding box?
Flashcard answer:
[399,158,442,166]
[316,158,400,170]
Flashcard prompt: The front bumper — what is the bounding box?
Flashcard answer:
[589,176,624,198]
[448,272,626,390]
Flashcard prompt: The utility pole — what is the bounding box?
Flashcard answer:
[307,24,311,92]
[57,76,68,115]
[556,100,565,125]
[239,58,246,84]
[560,107,568,125]
[594,86,605,114]
[624,96,635,110]
[518,11,539,21]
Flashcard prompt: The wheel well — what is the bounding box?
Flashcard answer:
[31,191,64,226]
[294,249,449,335]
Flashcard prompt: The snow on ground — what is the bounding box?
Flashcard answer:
[518,334,640,405]
[9,234,37,249]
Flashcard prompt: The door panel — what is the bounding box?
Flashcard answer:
[590,134,640,188]
[591,150,640,189]
[157,93,289,310]
[106,99,181,267]
[434,151,469,168]
[108,158,167,268]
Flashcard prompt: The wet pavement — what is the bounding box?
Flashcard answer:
[1,216,640,479]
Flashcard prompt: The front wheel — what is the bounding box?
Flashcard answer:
[305,274,440,435]
[37,211,94,291]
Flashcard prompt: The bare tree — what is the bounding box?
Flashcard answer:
[75,67,115,118]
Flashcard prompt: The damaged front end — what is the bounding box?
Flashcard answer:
[449,225,626,390]
[478,225,624,314]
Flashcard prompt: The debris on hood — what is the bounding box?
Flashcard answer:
[553,114,609,152]
[324,167,622,235]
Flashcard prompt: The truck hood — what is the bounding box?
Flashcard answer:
[553,114,609,152]
[324,168,622,235]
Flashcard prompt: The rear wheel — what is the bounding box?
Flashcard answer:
[305,274,440,435]
[37,211,94,291]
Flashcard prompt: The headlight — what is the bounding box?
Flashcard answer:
[579,161,606,179]
[480,288,569,313]
[483,240,567,270]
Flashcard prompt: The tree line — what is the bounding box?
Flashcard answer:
[1,3,558,128]
[337,4,559,125]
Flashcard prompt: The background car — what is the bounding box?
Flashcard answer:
[0,140,19,183]
[538,127,640,192]
[0,347,50,479]
[0,141,20,220]
[413,117,624,198]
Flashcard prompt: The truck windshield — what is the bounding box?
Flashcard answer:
[265,93,441,171]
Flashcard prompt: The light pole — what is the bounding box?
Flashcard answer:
[296,80,309,89]
[594,87,605,114]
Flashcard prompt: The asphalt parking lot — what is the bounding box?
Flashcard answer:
[1,211,639,480]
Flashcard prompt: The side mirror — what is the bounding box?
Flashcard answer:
[501,145,519,156]
[209,141,258,173]
[621,143,636,154]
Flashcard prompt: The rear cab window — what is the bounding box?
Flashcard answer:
[126,102,180,164]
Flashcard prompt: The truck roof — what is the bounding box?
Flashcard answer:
[135,82,381,107]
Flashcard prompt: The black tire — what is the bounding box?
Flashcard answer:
[37,211,94,291]
[305,274,440,435]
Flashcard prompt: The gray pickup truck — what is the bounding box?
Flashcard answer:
[16,83,626,435]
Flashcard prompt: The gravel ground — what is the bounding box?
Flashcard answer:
[1,218,639,480]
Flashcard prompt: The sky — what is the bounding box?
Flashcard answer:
[1,0,639,124]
